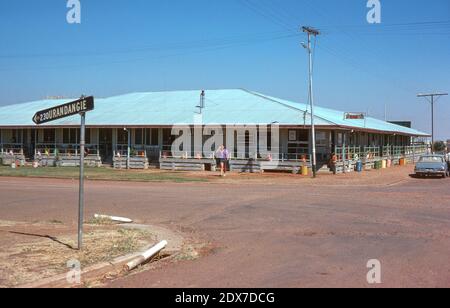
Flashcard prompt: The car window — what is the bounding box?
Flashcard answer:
[419,156,444,163]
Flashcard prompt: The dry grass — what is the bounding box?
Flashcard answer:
[0,166,208,183]
[0,227,154,288]
[174,245,200,261]
[86,217,118,226]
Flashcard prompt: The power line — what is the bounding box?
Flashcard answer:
[249,0,315,114]
[319,20,450,30]
[316,42,417,95]
[320,20,450,36]
[253,0,303,29]
[300,0,425,97]
[0,30,294,59]
[237,0,297,33]
[0,33,300,72]
[417,93,448,147]
[235,0,428,113]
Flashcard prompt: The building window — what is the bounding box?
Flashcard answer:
[43,129,55,143]
[63,129,70,144]
[162,128,172,146]
[287,129,309,160]
[61,128,90,144]
[289,130,297,141]
[290,129,310,142]
[135,128,143,145]
[151,129,159,146]
[144,128,159,146]
[63,128,79,144]
[11,129,23,144]
[85,128,91,144]
[145,129,151,145]
[117,129,128,145]
[99,129,112,145]
[316,131,329,146]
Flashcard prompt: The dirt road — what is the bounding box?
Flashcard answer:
[1,166,449,288]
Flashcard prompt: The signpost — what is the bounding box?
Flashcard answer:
[33,96,94,250]
[32,96,94,125]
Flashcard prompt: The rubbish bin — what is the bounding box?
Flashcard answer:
[382,160,387,169]
[356,161,363,172]
[301,165,309,176]
[374,161,381,170]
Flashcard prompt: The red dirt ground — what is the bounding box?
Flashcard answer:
[1,165,449,288]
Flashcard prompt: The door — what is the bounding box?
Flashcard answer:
[99,129,113,162]
[25,129,37,159]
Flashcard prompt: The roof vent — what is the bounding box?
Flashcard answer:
[197,90,205,114]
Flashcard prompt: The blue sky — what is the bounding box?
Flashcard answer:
[0,0,449,139]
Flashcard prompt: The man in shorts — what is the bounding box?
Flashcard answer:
[216,145,225,177]
[223,146,230,176]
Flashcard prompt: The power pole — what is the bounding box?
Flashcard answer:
[302,26,320,178]
[417,92,448,152]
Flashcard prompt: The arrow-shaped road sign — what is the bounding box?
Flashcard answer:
[32,96,94,125]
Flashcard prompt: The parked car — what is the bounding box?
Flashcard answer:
[415,155,449,178]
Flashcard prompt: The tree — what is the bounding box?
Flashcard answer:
[433,141,446,153]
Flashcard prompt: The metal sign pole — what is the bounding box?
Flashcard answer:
[78,112,86,250]
[32,96,94,251]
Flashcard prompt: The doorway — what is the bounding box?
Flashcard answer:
[99,128,113,162]
[25,129,37,159]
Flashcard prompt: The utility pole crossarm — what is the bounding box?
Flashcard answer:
[417,93,448,97]
[302,26,320,36]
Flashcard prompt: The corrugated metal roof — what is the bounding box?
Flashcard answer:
[0,89,429,136]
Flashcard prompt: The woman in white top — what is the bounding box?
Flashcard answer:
[216,145,225,177]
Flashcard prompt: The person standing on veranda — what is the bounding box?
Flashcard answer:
[223,146,230,176]
[216,145,225,177]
